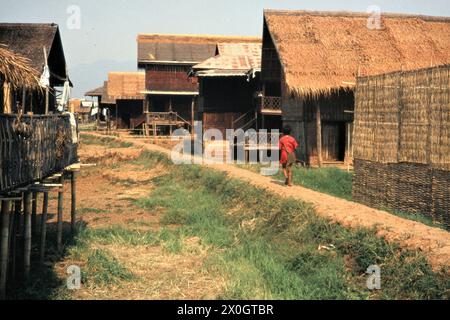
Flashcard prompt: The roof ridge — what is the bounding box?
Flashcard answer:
[0,22,59,27]
[263,9,450,22]
[137,33,261,42]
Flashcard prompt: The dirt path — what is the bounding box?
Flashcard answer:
[82,133,450,271]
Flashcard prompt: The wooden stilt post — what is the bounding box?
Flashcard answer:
[43,47,49,115]
[70,172,77,235]
[31,192,38,237]
[57,177,64,254]
[316,102,323,167]
[39,192,49,264]
[11,199,21,281]
[191,97,195,136]
[0,201,12,299]
[23,192,32,280]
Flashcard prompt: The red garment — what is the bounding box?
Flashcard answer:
[279,135,299,164]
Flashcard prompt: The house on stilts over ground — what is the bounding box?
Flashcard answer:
[137,34,260,136]
[261,10,450,166]
[0,23,78,299]
[104,72,145,130]
[0,22,77,191]
[85,72,145,131]
[191,41,280,136]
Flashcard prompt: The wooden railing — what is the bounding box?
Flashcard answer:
[232,109,256,131]
[261,96,282,111]
[0,114,78,194]
[146,111,191,128]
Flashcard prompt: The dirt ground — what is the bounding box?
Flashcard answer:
[46,141,225,299]
[83,132,450,271]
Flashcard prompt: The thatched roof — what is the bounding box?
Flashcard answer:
[100,81,115,105]
[0,45,41,89]
[0,23,69,86]
[137,34,260,65]
[264,10,450,97]
[107,72,145,100]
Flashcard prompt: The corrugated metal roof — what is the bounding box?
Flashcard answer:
[85,85,104,97]
[192,42,261,74]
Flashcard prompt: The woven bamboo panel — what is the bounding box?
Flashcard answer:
[0,114,78,194]
[353,159,449,227]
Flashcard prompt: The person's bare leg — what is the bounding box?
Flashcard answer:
[283,167,288,185]
[288,167,293,186]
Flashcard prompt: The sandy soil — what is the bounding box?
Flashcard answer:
[83,132,450,271]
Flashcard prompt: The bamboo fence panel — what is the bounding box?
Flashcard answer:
[353,65,450,227]
[0,114,77,194]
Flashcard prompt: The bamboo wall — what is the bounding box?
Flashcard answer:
[353,65,450,227]
[0,114,78,194]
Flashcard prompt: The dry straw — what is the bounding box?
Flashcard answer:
[353,65,450,227]
[0,44,41,90]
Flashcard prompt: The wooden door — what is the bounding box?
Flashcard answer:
[322,123,345,161]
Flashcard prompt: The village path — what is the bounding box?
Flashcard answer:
[84,133,450,271]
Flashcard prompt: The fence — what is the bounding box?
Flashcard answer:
[352,65,450,227]
[0,114,78,194]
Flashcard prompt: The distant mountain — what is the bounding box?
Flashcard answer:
[69,59,137,98]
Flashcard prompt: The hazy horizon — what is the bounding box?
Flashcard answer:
[1,0,449,97]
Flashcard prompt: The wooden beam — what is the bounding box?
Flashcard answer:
[70,172,77,235]
[316,102,323,167]
[191,97,195,135]
[31,192,38,237]
[0,201,12,299]
[23,192,32,279]
[39,192,49,264]
[57,177,64,254]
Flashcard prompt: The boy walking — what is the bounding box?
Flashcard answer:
[279,126,298,186]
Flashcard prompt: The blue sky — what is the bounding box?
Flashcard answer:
[1,0,449,97]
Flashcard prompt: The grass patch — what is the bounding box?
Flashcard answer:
[84,249,135,286]
[80,134,133,148]
[239,164,353,200]
[136,151,449,300]
[78,207,107,215]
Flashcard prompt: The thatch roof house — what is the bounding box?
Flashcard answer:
[0,23,71,114]
[137,33,260,135]
[105,72,145,129]
[192,42,268,134]
[0,23,70,87]
[261,10,450,165]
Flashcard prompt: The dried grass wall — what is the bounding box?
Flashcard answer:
[353,65,450,227]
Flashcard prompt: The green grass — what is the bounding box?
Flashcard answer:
[78,207,108,215]
[135,152,449,300]
[84,249,135,286]
[13,141,447,300]
[80,134,133,148]
[239,164,353,200]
